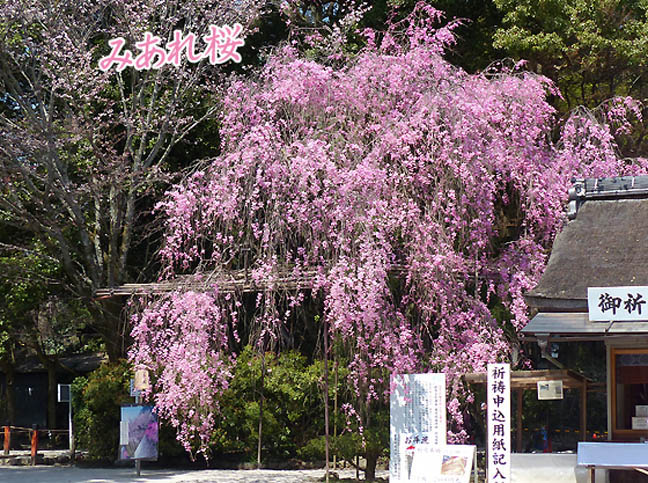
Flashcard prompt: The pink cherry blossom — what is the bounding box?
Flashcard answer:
[132,3,648,452]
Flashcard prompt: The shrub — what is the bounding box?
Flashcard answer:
[71,360,132,461]
[297,435,327,462]
[210,346,348,461]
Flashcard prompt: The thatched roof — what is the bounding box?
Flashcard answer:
[525,177,648,312]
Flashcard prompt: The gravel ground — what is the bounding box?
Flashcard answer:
[0,466,388,483]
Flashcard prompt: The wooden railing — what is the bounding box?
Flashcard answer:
[2,425,70,465]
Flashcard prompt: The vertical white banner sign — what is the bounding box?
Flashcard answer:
[390,373,446,482]
[487,363,510,483]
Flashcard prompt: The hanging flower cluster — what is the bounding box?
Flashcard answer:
[131,4,647,451]
[131,290,236,455]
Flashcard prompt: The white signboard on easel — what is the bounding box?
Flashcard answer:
[487,363,510,482]
[390,373,446,482]
[400,438,476,483]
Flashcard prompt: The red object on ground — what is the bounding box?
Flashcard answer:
[544,438,552,453]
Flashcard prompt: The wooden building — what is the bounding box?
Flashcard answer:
[0,353,104,429]
[522,176,648,480]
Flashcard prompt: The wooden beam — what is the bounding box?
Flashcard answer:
[95,264,409,298]
[464,369,592,390]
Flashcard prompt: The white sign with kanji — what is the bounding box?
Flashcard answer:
[588,286,648,321]
[487,363,510,483]
[390,373,446,482]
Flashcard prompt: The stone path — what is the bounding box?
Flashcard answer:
[0,466,388,483]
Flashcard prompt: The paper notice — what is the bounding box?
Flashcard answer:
[120,420,129,445]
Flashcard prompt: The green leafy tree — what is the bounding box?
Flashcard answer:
[0,229,86,427]
[211,346,346,461]
[493,0,648,115]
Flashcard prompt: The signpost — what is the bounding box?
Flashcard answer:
[487,363,510,483]
[57,383,73,456]
[390,373,446,482]
[119,405,158,475]
[400,439,476,483]
[124,369,153,476]
[390,372,482,483]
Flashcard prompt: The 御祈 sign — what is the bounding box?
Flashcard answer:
[588,286,648,321]
[487,363,510,482]
[390,373,446,482]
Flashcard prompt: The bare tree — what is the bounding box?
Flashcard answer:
[0,0,261,360]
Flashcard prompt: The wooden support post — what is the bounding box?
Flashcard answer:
[516,389,523,453]
[4,426,11,455]
[30,429,38,466]
[333,357,338,471]
[257,349,265,469]
[134,394,141,477]
[580,382,587,441]
[323,316,330,483]
[3,426,9,455]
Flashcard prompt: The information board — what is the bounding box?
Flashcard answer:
[390,373,446,482]
[399,439,475,483]
[487,363,510,482]
[57,383,71,403]
[119,405,158,461]
[537,380,563,400]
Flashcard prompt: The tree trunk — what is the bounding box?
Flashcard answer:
[365,448,379,481]
[34,350,58,429]
[46,360,57,429]
[333,357,338,470]
[96,298,126,362]
[2,364,16,425]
